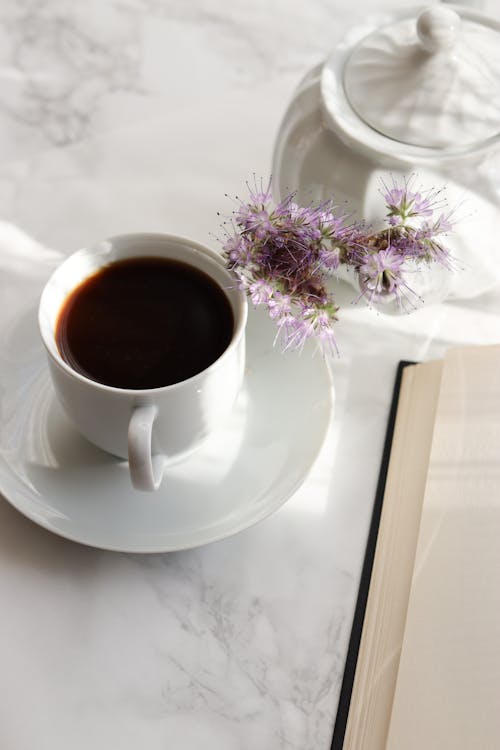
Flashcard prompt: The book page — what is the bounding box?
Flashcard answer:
[343,360,442,750]
[386,345,500,750]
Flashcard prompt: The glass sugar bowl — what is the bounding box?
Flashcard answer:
[272,4,500,303]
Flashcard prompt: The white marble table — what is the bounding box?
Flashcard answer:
[0,1,499,748]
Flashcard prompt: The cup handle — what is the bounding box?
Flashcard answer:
[128,405,167,491]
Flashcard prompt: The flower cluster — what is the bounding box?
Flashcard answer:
[220,176,454,354]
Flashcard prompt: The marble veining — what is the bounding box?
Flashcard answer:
[121,539,355,749]
[0,0,143,150]
[0,0,396,158]
[0,1,500,748]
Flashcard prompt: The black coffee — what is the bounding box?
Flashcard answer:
[56,257,234,390]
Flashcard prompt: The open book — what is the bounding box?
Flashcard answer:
[332,345,500,750]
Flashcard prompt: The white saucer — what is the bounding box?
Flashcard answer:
[0,305,333,553]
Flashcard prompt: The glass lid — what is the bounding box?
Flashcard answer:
[342,6,500,149]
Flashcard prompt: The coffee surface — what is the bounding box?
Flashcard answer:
[56,257,234,389]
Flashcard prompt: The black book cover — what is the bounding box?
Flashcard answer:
[330,361,415,750]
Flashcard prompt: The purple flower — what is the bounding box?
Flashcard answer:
[283,315,316,353]
[220,175,455,353]
[359,246,405,290]
[279,306,339,355]
[419,211,454,237]
[382,176,445,226]
[268,291,292,320]
[356,247,418,308]
[308,308,339,356]
[235,205,275,237]
[318,245,340,272]
[246,175,272,207]
[321,213,351,239]
[224,234,252,265]
[249,278,274,305]
[384,186,433,219]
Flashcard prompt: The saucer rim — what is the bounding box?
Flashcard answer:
[0,307,334,554]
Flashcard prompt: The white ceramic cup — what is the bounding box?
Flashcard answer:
[38,233,247,491]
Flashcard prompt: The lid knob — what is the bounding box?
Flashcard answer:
[334,5,500,149]
[416,6,460,53]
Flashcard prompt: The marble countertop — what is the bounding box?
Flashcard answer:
[1,1,500,748]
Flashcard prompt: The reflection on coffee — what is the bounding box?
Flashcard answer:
[55,257,234,390]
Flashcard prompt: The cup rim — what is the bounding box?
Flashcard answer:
[38,232,248,395]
